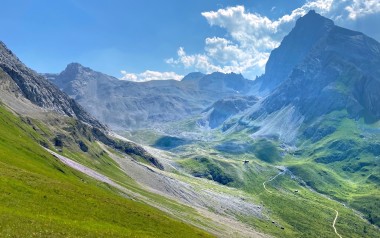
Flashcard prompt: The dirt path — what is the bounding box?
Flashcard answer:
[262,170,286,193]
[263,168,342,238]
[333,209,342,238]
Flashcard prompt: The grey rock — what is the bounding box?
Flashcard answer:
[0,41,104,129]
[221,10,380,145]
[258,10,335,92]
[46,65,255,130]
[252,10,380,125]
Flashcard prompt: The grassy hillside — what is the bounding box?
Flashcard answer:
[288,112,380,227]
[165,121,379,237]
[0,104,213,237]
[68,107,380,237]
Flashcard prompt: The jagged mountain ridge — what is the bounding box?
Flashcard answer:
[0,42,104,129]
[46,64,255,130]
[0,41,166,170]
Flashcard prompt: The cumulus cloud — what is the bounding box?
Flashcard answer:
[166,0,380,79]
[120,70,183,82]
[344,0,380,20]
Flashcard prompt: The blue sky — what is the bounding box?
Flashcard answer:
[1,0,379,81]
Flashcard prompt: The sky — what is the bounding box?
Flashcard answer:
[1,0,379,81]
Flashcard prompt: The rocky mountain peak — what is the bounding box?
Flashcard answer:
[60,62,94,81]
[0,41,105,129]
[181,72,205,81]
[46,62,118,98]
[296,10,334,30]
[0,41,30,73]
[252,10,380,126]
[261,10,334,91]
[66,62,86,71]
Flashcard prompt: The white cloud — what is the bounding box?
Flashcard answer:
[120,70,183,82]
[166,0,380,79]
[345,0,380,20]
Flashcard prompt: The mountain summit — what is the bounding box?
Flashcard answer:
[260,10,335,92]
[253,10,380,125]
[47,65,255,130]
[0,41,104,129]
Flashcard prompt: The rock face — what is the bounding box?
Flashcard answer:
[258,10,380,121]
[46,63,119,98]
[244,11,380,138]
[181,72,205,81]
[214,10,380,144]
[47,65,255,130]
[258,10,335,92]
[0,41,104,129]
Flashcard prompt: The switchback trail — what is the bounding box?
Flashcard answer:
[262,169,286,194]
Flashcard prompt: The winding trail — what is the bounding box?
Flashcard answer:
[263,168,342,238]
[262,170,285,194]
[332,209,342,238]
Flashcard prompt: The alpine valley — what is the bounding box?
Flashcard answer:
[1,10,379,238]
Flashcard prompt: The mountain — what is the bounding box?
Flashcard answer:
[2,9,380,237]
[256,10,335,93]
[46,65,255,130]
[1,41,168,170]
[216,10,380,227]
[181,72,205,81]
[0,41,216,237]
[142,11,380,231]
[0,42,104,129]
[238,10,380,143]
[46,62,119,98]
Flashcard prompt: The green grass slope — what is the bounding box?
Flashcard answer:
[0,104,213,238]
[289,112,380,227]
[168,124,379,237]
